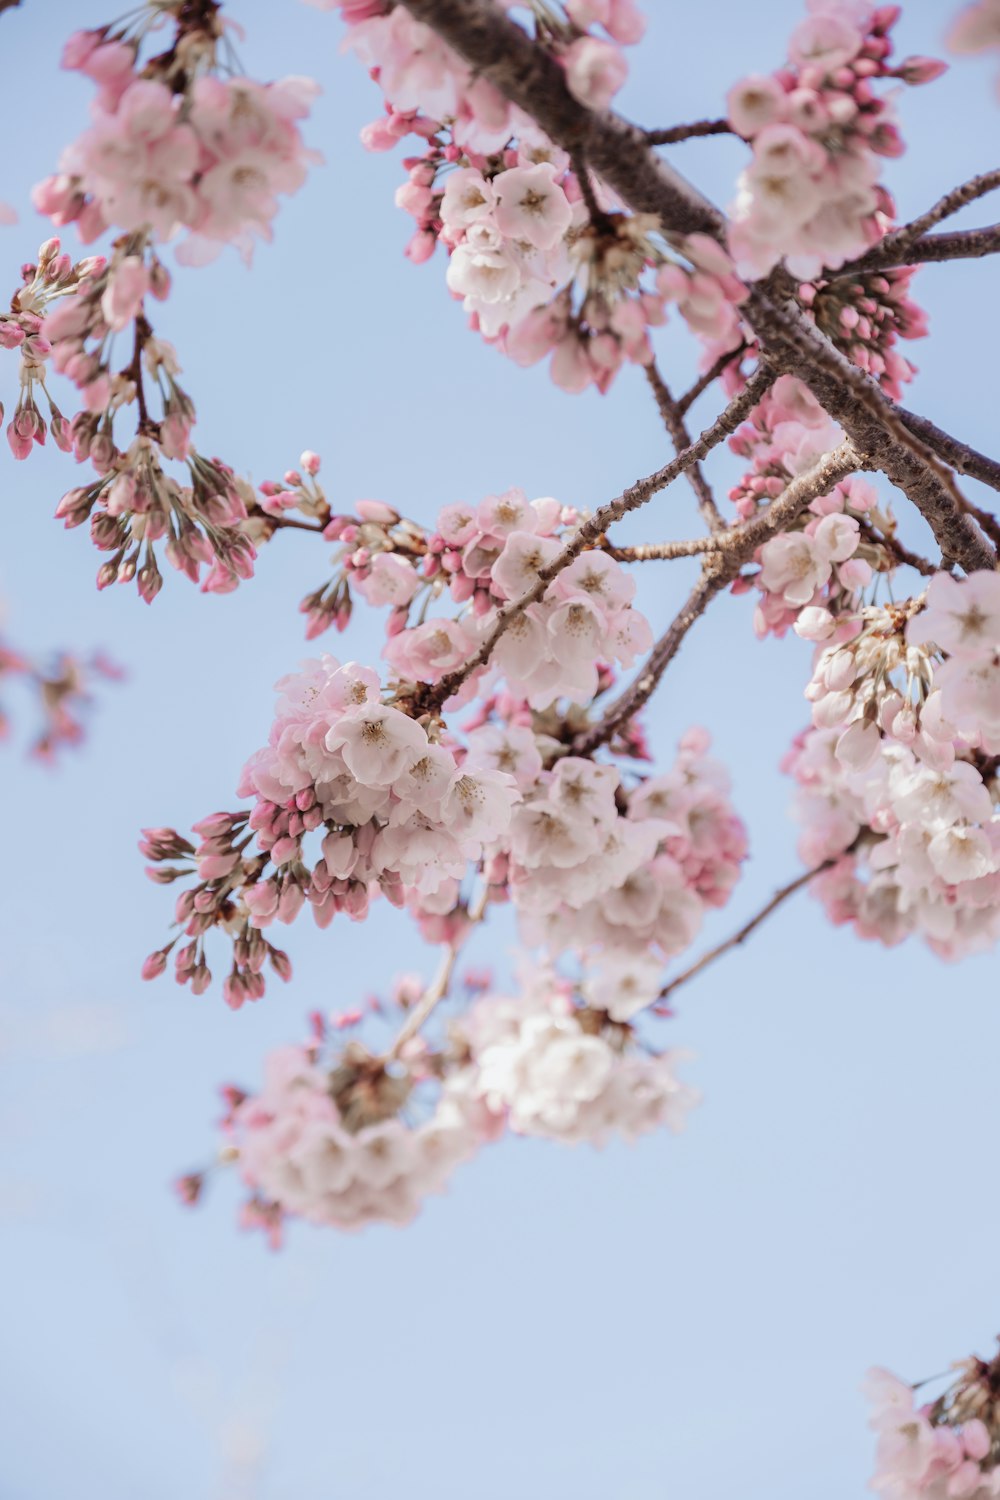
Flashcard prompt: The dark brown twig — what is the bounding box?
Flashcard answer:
[657,858,840,1003]
[644,362,725,531]
[645,119,733,146]
[676,345,748,417]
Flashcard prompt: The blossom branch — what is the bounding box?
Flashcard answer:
[410,366,774,713]
[400,0,996,574]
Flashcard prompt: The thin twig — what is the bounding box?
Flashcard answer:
[858,518,937,577]
[644,361,725,531]
[892,167,1000,245]
[645,119,733,146]
[832,169,1000,279]
[676,345,747,417]
[252,513,326,535]
[657,858,839,1003]
[385,884,489,1060]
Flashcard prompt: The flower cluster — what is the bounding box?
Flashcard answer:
[0,621,120,761]
[218,1037,493,1239]
[181,939,697,1241]
[726,1,945,279]
[311,483,654,708]
[512,732,747,962]
[5,4,318,603]
[35,13,317,263]
[866,1347,1000,1499]
[312,0,695,393]
[6,239,257,600]
[143,652,518,1006]
[461,967,698,1146]
[786,574,1000,957]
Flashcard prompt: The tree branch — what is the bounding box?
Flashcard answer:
[644,362,725,531]
[894,405,1000,502]
[645,119,733,146]
[676,346,747,417]
[657,858,839,1003]
[384,884,488,1059]
[835,223,1000,277]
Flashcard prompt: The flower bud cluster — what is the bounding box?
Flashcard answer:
[786,576,1000,957]
[7,235,258,600]
[35,12,318,264]
[726,1,946,279]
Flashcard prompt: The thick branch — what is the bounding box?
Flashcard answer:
[837,223,1000,277]
[412,367,773,713]
[658,859,837,1003]
[894,406,1000,501]
[743,286,997,572]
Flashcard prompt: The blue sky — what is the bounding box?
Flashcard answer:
[2,2,1000,1497]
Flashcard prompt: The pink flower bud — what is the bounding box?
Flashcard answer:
[142,950,169,980]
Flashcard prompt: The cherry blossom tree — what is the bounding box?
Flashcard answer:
[6,0,1000,1487]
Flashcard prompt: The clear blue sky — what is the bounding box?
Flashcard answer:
[2,3,999,1497]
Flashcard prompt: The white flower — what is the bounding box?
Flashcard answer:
[493,163,573,251]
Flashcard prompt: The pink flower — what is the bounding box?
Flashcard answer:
[563,36,629,110]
